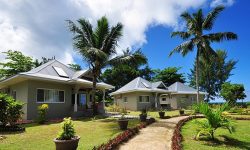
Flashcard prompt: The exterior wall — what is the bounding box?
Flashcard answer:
[175,94,204,109]
[27,80,74,120]
[136,92,155,111]
[114,92,155,111]
[115,92,138,111]
[9,81,29,119]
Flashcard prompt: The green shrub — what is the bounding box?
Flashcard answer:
[37,104,49,124]
[57,117,75,140]
[105,104,121,112]
[0,93,24,126]
[195,102,235,140]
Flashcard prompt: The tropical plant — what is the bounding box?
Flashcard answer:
[152,67,185,86]
[37,104,49,124]
[170,5,237,103]
[220,82,246,106]
[195,102,234,140]
[189,50,237,102]
[67,16,146,115]
[0,93,24,126]
[57,117,76,140]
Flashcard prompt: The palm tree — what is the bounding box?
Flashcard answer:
[169,5,237,103]
[67,16,147,115]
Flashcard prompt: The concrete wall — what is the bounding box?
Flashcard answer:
[9,81,28,119]
[27,80,74,120]
[116,92,205,111]
[115,92,155,111]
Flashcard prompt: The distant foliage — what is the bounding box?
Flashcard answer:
[220,82,246,106]
[152,67,185,86]
[57,117,76,140]
[189,50,237,102]
[0,93,24,126]
[68,64,82,71]
[0,50,35,79]
[37,104,49,124]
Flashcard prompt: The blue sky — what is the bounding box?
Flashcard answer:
[141,1,250,93]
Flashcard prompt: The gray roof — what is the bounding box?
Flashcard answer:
[26,60,75,78]
[0,59,114,89]
[168,82,206,94]
[111,77,206,95]
[110,77,170,95]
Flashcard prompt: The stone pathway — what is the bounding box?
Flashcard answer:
[118,116,189,150]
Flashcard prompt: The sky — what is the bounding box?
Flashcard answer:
[0,0,249,101]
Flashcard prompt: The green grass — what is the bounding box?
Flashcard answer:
[128,110,192,120]
[0,117,140,150]
[181,119,250,150]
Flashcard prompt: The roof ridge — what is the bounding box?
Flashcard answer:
[135,77,141,88]
[29,59,57,74]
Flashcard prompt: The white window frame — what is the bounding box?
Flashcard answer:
[36,88,65,103]
[138,95,150,103]
[123,97,128,103]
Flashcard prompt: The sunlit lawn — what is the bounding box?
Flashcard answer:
[181,119,250,150]
[0,117,140,150]
[127,110,193,120]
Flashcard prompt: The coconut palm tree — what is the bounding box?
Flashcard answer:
[169,5,237,103]
[67,16,147,115]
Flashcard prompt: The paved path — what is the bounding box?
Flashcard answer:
[118,116,189,150]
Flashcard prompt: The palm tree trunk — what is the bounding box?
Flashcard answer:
[196,50,200,104]
[92,72,97,116]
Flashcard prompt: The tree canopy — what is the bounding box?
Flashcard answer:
[189,50,237,102]
[220,82,246,106]
[152,67,185,86]
[67,16,146,115]
[0,50,35,79]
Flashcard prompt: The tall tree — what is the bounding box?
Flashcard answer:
[170,5,237,103]
[0,50,34,79]
[189,50,237,102]
[67,16,146,115]
[101,49,151,90]
[220,82,246,106]
[152,67,185,86]
[68,64,82,71]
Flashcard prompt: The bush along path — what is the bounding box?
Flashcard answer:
[118,116,190,150]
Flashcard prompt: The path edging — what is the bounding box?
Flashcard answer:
[171,115,204,150]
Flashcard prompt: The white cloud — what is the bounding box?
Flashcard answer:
[0,0,211,65]
[210,0,235,7]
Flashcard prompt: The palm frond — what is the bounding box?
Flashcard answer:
[66,20,83,34]
[204,32,238,42]
[101,23,123,55]
[203,5,225,30]
[109,49,147,66]
[171,31,191,40]
[77,18,94,46]
[94,16,109,49]
[80,47,108,64]
[169,40,194,57]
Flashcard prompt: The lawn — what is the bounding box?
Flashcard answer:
[181,119,250,150]
[0,117,140,150]
[128,110,192,120]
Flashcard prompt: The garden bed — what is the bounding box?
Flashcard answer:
[171,115,204,150]
[0,125,25,132]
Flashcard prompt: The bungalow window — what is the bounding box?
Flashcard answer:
[37,89,64,103]
[123,97,128,103]
[139,96,150,103]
